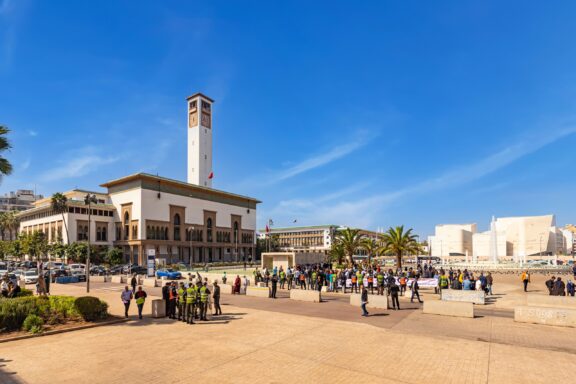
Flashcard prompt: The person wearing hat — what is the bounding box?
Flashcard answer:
[213,280,222,315]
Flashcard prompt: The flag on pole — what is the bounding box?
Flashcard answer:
[265,224,270,233]
[208,172,214,179]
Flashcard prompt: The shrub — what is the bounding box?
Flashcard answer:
[73,296,108,321]
[29,325,43,334]
[49,296,79,319]
[0,296,43,332]
[16,288,33,297]
[22,314,44,332]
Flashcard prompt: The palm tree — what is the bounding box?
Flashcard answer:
[380,225,419,268]
[361,237,381,265]
[0,125,13,178]
[5,211,19,240]
[51,192,70,244]
[329,242,345,265]
[334,228,365,266]
[0,212,7,241]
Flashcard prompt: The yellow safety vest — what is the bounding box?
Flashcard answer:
[200,286,208,303]
[136,296,145,305]
[186,287,194,304]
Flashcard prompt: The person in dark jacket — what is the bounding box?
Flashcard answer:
[389,281,400,310]
[162,282,170,317]
[545,277,556,295]
[270,274,278,298]
[553,277,566,296]
[212,280,222,315]
[360,285,369,317]
[131,274,137,293]
[410,276,423,303]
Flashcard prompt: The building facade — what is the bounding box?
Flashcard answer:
[0,190,43,212]
[17,92,260,264]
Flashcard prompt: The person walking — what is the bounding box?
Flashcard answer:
[222,272,227,285]
[270,274,278,298]
[486,272,494,295]
[389,281,400,310]
[521,271,530,292]
[410,276,423,303]
[234,275,241,294]
[361,285,369,317]
[213,280,222,315]
[121,286,133,318]
[130,274,137,294]
[134,286,147,320]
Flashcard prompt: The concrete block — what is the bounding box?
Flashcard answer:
[321,286,328,293]
[246,286,270,298]
[151,299,166,318]
[143,278,157,288]
[526,295,576,309]
[91,276,106,283]
[350,293,388,309]
[257,282,267,288]
[111,275,124,284]
[514,306,576,327]
[423,300,474,318]
[290,289,321,303]
[441,289,485,305]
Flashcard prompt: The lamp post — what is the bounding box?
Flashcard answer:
[189,226,194,268]
[84,193,98,293]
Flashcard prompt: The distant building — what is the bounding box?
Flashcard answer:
[259,225,380,256]
[0,190,43,212]
[428,224,476,258]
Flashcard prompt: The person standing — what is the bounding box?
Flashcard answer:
[520,271,530,292]
[134,286,147,320]
[438,271,449,294]
[213,280,222,315]
[185,282,195,324]
[222,272,227,285]
[130,274,137,294]
[360,285,369,317]
[121,286,133,318]
[545,276,556,295]
[486,272,494,295]
[270,274,278,299]
[234,275,241,295]
[162,282,170,317]
[553,277,566,296]
[199,282,209,321]
[279,269,286,290]
[168,282,177,319]
[44,271,51,295]
[287,268,293,290]
[410,276,423,303]
[567,280,575,297]
[177,282,186,321]
[389,281,400,310]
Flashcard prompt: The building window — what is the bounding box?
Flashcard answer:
[77,224,88,241]
[207,218,213,242]
[233,221,238,245]
[96,223,108,242]
[123,212,129,240]
[174,214,181,241]
[132,225,138,240]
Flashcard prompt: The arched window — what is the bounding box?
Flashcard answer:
[123,212,130,240]
[207,218,213,242]
[146,226,151,239]
[164,227,168,240]
[174,214,181,241]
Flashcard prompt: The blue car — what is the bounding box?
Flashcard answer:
[155,269,182,280]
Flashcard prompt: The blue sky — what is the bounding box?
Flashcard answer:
[2,0,576,237]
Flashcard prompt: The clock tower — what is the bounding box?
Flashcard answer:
[187,93,213,188]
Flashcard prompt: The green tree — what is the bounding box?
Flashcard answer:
[334,228,365,266]
[380,226,419,268]
[0,125,13,178]
[51,192,70,244]
[8,238,23,260]
[0,212,7,241]
[21,231,48,261]
[50,240,68,261]
[361,237,381,265]
[105,247,124,266]
[67,242,89,263]
[5,211,19,241]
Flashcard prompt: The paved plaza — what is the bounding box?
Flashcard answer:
[1,273,575,384]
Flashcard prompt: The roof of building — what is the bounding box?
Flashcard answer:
[32,189,108,207]
[260,224,338,232]
[186,92,214,102]
[100,173,261,204]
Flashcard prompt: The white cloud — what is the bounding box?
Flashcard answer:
[262,127,576,229]
[40,154,120,182]
[27,130,37,137]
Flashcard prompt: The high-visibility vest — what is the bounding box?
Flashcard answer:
[136,295,145,305]
[178,288,185,301]
[377,274,384,283]
[186,287,194,304]
[200,286,208,303]
[439,276,449,288]
[280,271,286,279]
[356,273,362,284]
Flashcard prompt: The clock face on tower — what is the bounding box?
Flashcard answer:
[201,113,211,129]
[189,112,198,127]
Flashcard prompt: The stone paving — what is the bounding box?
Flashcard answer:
[1,272,575,384]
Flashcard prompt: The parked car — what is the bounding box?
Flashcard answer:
[156,269,182,280]
[121,263,139,274]
[129,266,148,275]
[24,269,39,284]
[71,270,87,282]
[50,268,68,282]
[90,265,108,276]
[109,265,126,275]
[69,264,86,273]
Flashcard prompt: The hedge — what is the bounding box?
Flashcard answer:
[0,295,109,332]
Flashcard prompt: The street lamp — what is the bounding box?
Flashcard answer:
[84,193,98,293]
[189,226,194,268]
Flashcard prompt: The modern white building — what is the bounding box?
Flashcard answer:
[18,92,260,265]
[430,214,571,262]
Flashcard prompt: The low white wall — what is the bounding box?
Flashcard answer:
[290,289,321,303]
[441,290,485,305]
[423,300,474,318]
[246,286,270,298]
[514,305,576,327]
[526,295,576,309]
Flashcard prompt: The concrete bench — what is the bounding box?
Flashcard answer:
[246,286,270,298]
[350,293,388,309]
[441,290,485,305]
[151,299,166,318]
[256,282,268,288]
[423,300,474,318]
[526,295,576,309]
[111,275,124,284]
[514,305,576,328]
[290,289,321,303]
[142,278,157,288]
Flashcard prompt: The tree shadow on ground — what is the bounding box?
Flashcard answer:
[0,359,23,384]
